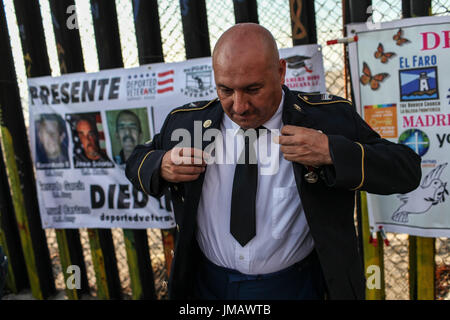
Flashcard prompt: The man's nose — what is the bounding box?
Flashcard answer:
[232,92,249,115]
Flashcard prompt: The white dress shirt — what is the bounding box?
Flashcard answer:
[196,91,315,274]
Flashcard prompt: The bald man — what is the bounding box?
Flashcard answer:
[126,24,421,300]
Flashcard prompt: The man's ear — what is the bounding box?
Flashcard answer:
[279,59,287,85]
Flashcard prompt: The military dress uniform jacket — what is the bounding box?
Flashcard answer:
[125,86,422,300]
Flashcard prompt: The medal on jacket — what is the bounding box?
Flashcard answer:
[304,166,318,184]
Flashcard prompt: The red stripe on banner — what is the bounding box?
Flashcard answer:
[158,78,174,86]
[158,70,174,78]
[157,87,174,94]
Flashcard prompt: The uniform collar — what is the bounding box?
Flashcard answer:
[281,85,317,129]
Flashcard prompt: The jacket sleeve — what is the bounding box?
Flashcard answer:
[125,116,170,198]
[321,107,422,195]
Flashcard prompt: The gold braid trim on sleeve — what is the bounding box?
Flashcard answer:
[350,142,365,191]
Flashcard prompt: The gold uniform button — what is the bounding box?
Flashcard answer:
[203,119,212,128]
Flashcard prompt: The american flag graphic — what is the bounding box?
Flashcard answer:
[95,113,107,151]
[157,70,174,94]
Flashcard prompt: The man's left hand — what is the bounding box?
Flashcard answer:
[275,125,333,167]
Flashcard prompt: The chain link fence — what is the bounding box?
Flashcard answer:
[315,0,345,97]
[158,0,186,62]
[3,0,449,300]
[433,0,450,15]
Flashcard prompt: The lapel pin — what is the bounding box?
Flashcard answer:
[203,119,212,128]
[293,104,302,112]
[304,165,319,184]
[304,171,318,184]
[321,93,332,101]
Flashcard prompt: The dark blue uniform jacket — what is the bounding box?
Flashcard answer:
[126,86,421,300]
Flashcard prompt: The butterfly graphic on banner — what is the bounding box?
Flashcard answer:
[360,62,389,90]
[374,43,396,63]
[393,28,410,46]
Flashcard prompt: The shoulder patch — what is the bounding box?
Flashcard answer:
[297,93,352,106]
[170,98,218,115]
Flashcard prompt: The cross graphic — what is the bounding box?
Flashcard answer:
[404,131,428,154]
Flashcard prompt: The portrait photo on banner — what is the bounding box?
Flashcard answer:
[65,112,114,169]
[105,107,150,167]
[35,113,70,170]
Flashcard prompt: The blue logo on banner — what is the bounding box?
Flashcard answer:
[399,67,439,102]
[398,129,430,156]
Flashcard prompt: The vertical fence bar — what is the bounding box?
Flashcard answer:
[409,0,432,17]
[416,238,435,299]
[289,0,317,46]
[402,0,432,18]
[86,0,124,300]
[409,236,436,299]
[0,147,28,294]
[233,0,258,24]
[180,0,211,59]
[133,0,164,65]
[48,0,91,300]
[0,0,29,295]
[5,0,57,299]
[347,0,371,23]
[360,192,385,299]
[409,236,417,299]
[406,0,435,301]
[342,0,350,99]
[90,0,123,70]
[0,123,42,297]
[132,0,173,298]
[401,0,411,18]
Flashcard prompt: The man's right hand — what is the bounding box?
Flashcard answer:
[160,147,208,183]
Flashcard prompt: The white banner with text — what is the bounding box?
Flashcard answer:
[28,44,326,229]
[348,16,450,237]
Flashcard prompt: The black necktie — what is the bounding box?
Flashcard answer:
[230,127,264,247]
